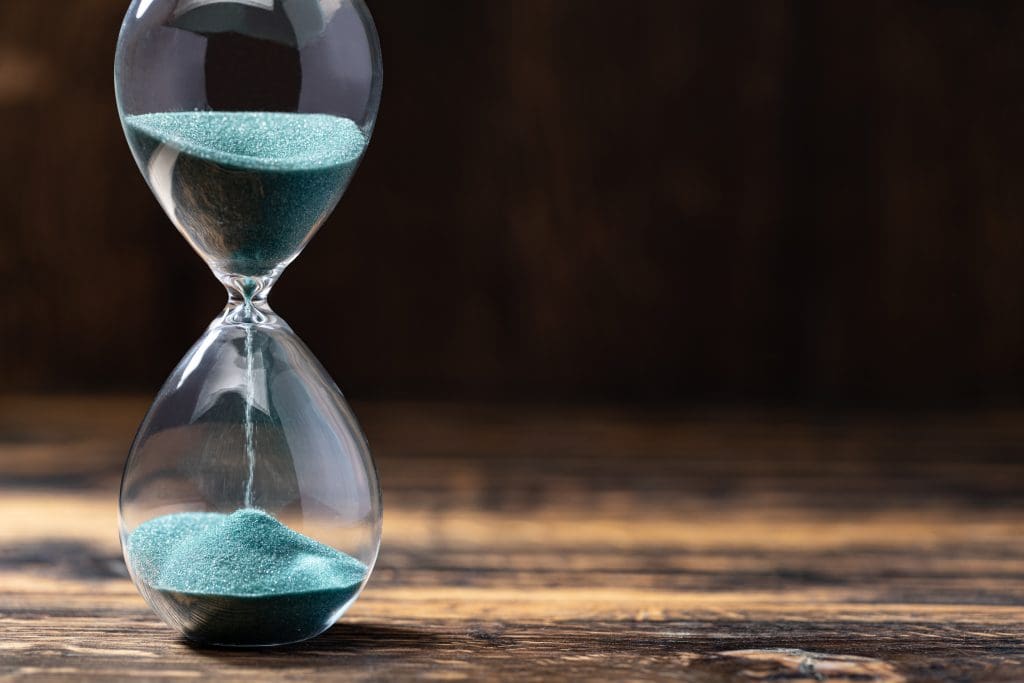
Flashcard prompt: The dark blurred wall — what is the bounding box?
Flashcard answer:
[3,1,1024,404]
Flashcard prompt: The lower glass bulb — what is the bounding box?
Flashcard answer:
[119,300,381,646]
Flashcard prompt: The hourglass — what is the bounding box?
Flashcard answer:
[115,0,382,646]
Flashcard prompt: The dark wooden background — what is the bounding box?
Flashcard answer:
[3,1,1024,404]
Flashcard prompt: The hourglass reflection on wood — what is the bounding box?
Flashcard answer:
[115,0,382,647]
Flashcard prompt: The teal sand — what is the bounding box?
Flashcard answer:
[126,509,367,646]
[124,111,367,277]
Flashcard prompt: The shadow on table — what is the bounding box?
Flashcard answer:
[183,623,446,664]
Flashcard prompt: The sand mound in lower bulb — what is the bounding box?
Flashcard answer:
[126,508,367,646]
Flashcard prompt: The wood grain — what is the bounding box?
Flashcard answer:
[1,397,1023,681]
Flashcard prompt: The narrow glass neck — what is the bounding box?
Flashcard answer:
[222,275,275,325]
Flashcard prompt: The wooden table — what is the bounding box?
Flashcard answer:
[1,397,1023,681]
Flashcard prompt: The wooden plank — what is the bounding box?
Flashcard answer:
[1,397,1023,680]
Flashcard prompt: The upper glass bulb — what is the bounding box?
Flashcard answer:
[115,0,381,284]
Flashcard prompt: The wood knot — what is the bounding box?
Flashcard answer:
[714,648,905,682]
